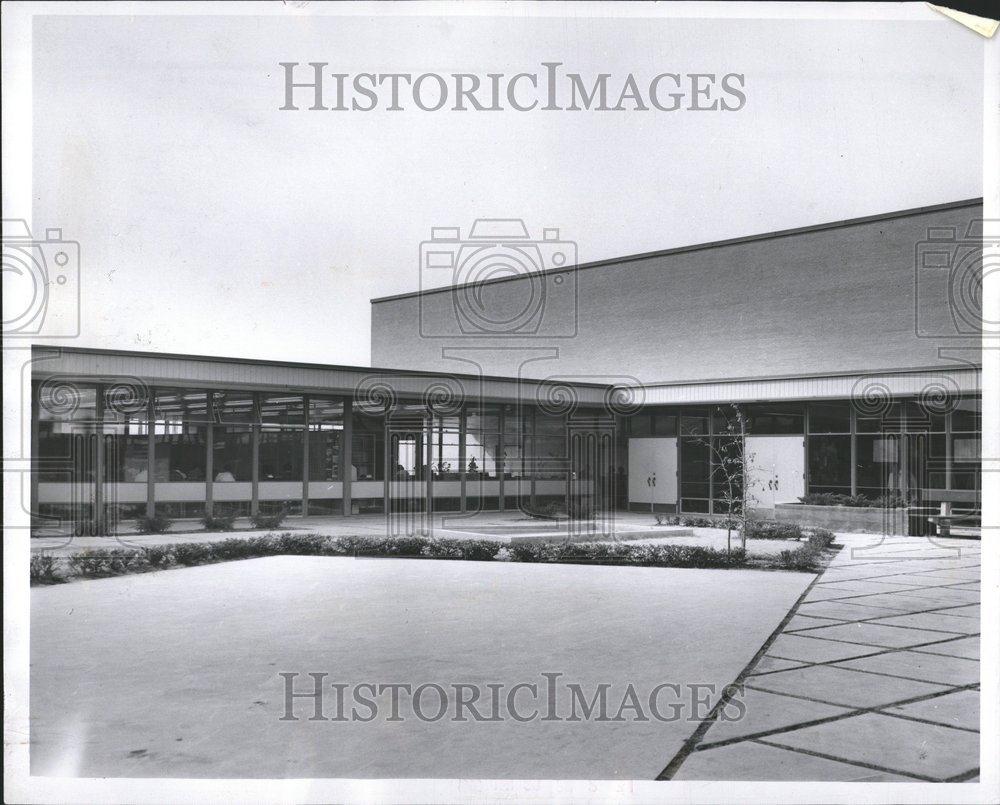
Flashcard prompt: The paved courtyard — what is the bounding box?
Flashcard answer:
[30,555,811,779]
[664,533,981,782]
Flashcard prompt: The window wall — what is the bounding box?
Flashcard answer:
[308,397,344,515]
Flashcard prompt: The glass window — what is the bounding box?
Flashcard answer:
[711,435,743,510]
[502,433,524,479]
[808,435,851,494]
[680,414,709,437]
[104,419,149,482]
[466,404,501,432]
[430,424,461,479]
[154,388,209,423]
[213,425,252,482]
[260,394,305,426]
[951,397,981,432]
[37,420,97,482]
[308,397,344,482]
[652,413,677,437]
[502,404,530,435]
[37,382,98,421]
[534,410,565,435]
[628,414,652,437]
[745,403,803,435]
[856,434,902,497]
[156,423,208,482]
[259,427,303,481]
[466,429,502,478]
[903,399,947,432]
[353,413,385,481]
[952,434,980,491]
[856,402,903,433]
[680,437,710,501]
[808,402,851,434]
[390,430,424,480]
[212,391,257,423]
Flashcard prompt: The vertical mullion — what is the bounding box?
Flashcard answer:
[945,407,953,491]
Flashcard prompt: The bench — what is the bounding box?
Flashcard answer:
[915,489,979,537]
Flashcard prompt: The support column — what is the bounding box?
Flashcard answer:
[850,403,858,497]
[802,405,810,495]
[342,397,353,515]
[459,407,467,513]
[146,389,155,518]
[945,407,953,490]
[205,392,214,518]
[251,392,260,517]
[425,415,434,522]
[30,381,40,532]
[302,394,310,517]
[498,406,506,511]
[94,384,105,534]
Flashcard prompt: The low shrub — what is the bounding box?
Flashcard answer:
[276,533,333,555]
[250,508,288,530]
[142,544,177,569]
[135,514,173,534]
[171,541,215,566]
[458,539,503,562]
[744,520,803,541]
[807,528,836,549]
[30,553,64,584]
[201,513,238,531]
[797,492,906,509]
[68,548,146,577]
[777,544,823,572]
[508,541,545,562]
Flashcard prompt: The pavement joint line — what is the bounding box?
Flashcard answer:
[757,642,980,675]
[797,600,979,622]
[693,693,979,755]
[804,586,981,605]
[873,709,980,734]
[785,619,970,637]
[823,659,980,687]
[780,629,981,653]
[741,681,980,713]
[750,737,939,782]
[653,548,840,781]
[812,576,980,591]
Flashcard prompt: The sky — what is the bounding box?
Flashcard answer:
[28,8,984,368]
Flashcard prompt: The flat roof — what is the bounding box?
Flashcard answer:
[29,345,615,389]
[370,197,984,305]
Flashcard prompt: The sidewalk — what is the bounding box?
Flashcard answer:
[662,532,981,782]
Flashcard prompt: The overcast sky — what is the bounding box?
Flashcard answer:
[30,9,983,367]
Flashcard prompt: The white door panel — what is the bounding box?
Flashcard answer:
[628,438,678,506]
[746,435,805,511]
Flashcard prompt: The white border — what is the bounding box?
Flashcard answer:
[3,2,997,803]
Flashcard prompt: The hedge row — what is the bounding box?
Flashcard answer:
[652,516,809,540]
[32,529,838,584]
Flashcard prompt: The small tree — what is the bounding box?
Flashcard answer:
[692,404,760,552]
